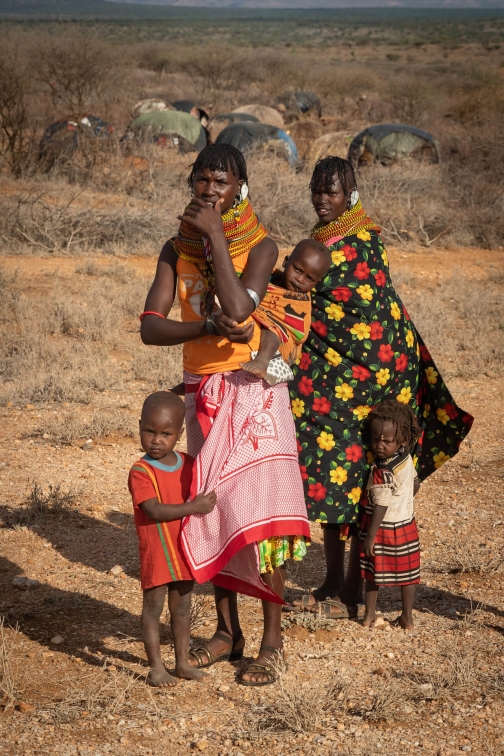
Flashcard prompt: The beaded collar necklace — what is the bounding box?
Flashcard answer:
[173,197,267,318]
[174,198,267,264]
[310,199,380,245]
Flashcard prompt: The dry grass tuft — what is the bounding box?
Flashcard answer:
[439,542,504,575]
[0,619,17,712]
[29,409,136,446]
[36,665,172,724]
[7,482,78,527]
[267,657,347,733]
[163,594,211,645]
[405,635,479,701]
[352,678,406,722]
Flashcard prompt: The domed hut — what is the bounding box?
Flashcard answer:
[207,112,259,144]
[132,99,173,118]
[124,110,207,153]
[348,124,440,168]
[39,116,114,168]
[288,120,324,160]
[216,122,298,168]
[274,90,322,121]
[172,100,210,127]
[305,132,354,167]
[231,105,284,130]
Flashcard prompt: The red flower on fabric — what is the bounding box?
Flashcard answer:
[378,343,394,363]
[313,396,332,415]
[298,376,314,396]
[370,322,384,340]
[298,352,312,370]
[395,353,408,372]
[417,431,425,446]
[332,286,352,302]
[341,244,357,261]
[462,413,473,425]
[403,305,411,321]
[419,345,432,362]
[352,364,371,381]
[444,402,458,419]
[345,443,363,462]
[308,482,327,501]
[374,270,386,287]
[299,465,309,481]
[312,320,328,337]
[296,440,302,453]
[354,262,370,280]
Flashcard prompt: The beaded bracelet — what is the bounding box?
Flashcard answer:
[139,311,166,322]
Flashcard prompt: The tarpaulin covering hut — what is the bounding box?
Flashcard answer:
[39,116,113,167]
[125,110,207,153]
[274,90,322,120]
[348,124,440,167]
[231,104,284,130]
[216,122,298,168]
[207,112,259,144]
[172,100,209,127]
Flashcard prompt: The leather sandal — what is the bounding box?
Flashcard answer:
[188,631,244,669]
[236,644,284,687]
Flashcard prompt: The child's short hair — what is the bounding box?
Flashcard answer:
[141,391,185,424]
[365,399,421,451]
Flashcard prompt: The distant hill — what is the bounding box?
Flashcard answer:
[1,0,503,16]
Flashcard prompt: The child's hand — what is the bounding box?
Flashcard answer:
[363,535,375,557]
[191,491,217,515]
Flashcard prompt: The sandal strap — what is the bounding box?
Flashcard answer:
[214,631,233,646]
[259,644,281,655]
[188,645,215,667]
[240,661,276,681]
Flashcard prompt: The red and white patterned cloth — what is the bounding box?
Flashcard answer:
[180,370,310,603]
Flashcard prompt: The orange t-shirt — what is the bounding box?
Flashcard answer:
[176,251,261,375]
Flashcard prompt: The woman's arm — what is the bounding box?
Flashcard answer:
[178,199,278,323]
[140,240,208,347]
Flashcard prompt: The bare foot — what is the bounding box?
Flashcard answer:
[240,359,268,379]
[146,666,177,687]
[362,611,377,628]
[392,614,414,631]
[175,663,209,682]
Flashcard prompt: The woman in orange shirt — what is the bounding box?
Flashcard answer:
[141,144,309,686]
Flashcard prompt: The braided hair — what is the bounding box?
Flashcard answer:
[365,399,421,452]
[187,144,248,189]
[309,156,356,196]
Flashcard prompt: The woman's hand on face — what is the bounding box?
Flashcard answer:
[213,312,254,343]
[177,198,225,239]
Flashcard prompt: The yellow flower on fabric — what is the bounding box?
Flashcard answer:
[335,383,354,401]
[356,284,373,301]
[434,451,450,469]
[325,348,342,367]
[348,487,362,505]
[330,466,348,485]
[422,403,431,418]
[390,302,401,321]
[425,367,438,385]
[331,248,346,266]
[325,303,344,321]
[291,398,305,418]
[406,329,414,347]
[350,322,371,340]
[317,431,335,451]
[375,368,390,386]
[366,451,375,464]
[397,387,412,404]
[381,248,389,266]
[413,455,418,468]
[353,405,371,420]
[357,230,371,241]
[436,408,449,425]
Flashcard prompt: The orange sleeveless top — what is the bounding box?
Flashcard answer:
[176,250,261,375]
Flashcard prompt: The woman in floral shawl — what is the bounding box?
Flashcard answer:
[290,157,473,617]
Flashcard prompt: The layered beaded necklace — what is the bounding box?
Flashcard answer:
[310,199,380,245]
[173,197,267,318]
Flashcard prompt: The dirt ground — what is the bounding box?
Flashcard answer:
[0,244,503,756]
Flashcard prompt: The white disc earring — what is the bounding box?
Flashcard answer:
[350,189,359,207]
[240,183,249,201]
